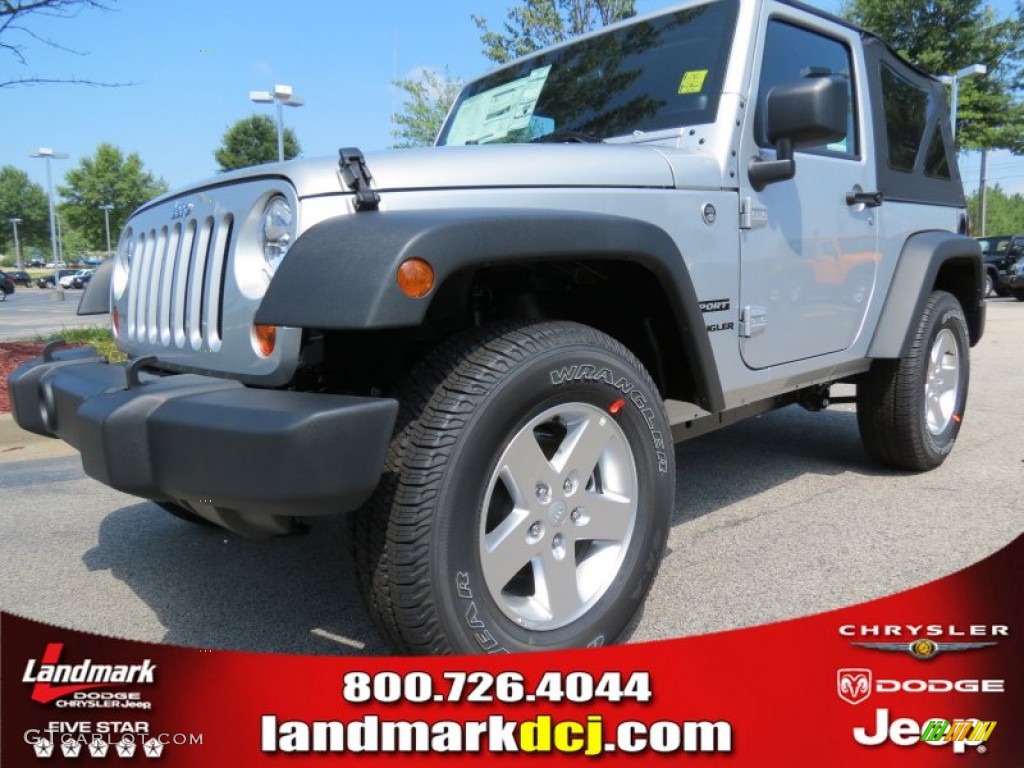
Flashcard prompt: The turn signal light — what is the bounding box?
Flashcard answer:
[111,306,120,338]
[253,324,277,357]
[397,258,434,298]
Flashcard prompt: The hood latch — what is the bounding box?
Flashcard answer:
[338,147,381,211]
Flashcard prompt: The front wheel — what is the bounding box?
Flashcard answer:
[857,290,969,471]
[352,321,675,654]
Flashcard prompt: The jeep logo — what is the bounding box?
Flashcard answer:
[170,202,194,220]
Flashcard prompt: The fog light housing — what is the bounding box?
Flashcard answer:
[253,324,277,357]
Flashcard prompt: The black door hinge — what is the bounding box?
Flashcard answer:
[338,147,381,211]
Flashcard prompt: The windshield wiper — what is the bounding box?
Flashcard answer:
[530,130,603,144]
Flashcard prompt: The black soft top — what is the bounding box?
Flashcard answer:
[781,0,964,206]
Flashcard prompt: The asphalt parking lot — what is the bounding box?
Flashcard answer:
[0,285,109,341]
[0,299,1021,656]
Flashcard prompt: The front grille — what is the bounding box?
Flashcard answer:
[125,213,233,352]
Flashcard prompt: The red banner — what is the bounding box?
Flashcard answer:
[3,535,1021,766]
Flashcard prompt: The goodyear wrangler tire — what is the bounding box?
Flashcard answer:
[352,321,675,654]
[857,290,969,471]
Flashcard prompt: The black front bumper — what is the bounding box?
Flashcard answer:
[7,346,398,519]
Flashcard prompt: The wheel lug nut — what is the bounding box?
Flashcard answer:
[551,533,566,560]
[570,508,580,522]
[535,483,551,503]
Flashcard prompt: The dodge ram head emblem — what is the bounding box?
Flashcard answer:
[837,668,872,705]
[170,202,194,220]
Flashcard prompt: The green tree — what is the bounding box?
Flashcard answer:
[968,184,1024,235]
[391,67,464,148]
[57,143,168,251]
[214,114,301,171]
[842,0,1024,153]
[0,166,50,259]
[473,0,636,64]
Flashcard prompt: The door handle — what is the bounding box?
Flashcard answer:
[846,190,883,207]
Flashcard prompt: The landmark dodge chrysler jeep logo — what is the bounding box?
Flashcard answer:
[22,644,156,704]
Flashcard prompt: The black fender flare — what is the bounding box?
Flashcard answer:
[256,208,725,412]
[78,259,114,315]
[867,231,984,358]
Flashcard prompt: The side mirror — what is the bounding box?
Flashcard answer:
[748,75,848,191]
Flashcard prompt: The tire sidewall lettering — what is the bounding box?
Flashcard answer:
[921,302,969,457]
[433,343,673,654]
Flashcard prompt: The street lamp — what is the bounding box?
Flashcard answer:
[249,83,304,162]
[938,63,988,235]
[99,203,115,260]
[8,217,22,269]
[939,64,986,143]
[29,146,69,294]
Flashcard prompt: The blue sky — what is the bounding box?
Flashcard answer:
[2,0,1020,200]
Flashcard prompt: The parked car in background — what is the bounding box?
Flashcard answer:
[1005,256,1024,300]
[37,269,79,288]
[976,234,1024,297]
[60,269,94,289]
[72,272,94,289]
[0,271,15,299]
[7,270,32,287]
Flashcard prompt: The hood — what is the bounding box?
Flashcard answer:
[141,143,723,210]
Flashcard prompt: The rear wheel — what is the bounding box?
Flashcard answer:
[857,290,969,471]
[1014,289,1024,302]
[351,321,675,654]
[983,271,995,297]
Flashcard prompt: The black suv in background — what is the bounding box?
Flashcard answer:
[976,234,1024,297]
[0,271,15,299]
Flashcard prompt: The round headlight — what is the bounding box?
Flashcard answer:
[112,227,132,297]
[116,227,133,267]
[260,196,295,272]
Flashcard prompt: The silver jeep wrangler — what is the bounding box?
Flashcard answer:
[9,0,984,654]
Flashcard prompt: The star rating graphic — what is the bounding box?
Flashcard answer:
[115,738,137,758]
[60,739,83,757]
[89,736,110,758]
[143,738,165,758]
[33,737,54,758]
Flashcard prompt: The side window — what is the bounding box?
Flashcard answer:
[881,63,949,178]
[756,20,857,158]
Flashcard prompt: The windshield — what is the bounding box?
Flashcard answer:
[437,0,739,146]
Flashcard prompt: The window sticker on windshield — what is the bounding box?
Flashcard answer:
[446,65,552,145]
[678,69,709,94]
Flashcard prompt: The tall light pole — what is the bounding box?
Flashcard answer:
[939,64,987,143]
[939,64,987,235]
[8,217,22,269]
[249,84,304,162]
[99,203,115,260]
[30,146,69,292]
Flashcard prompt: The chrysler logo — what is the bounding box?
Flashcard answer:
[170,202,194,220]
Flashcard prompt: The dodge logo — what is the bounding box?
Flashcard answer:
[838,668,872,705]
